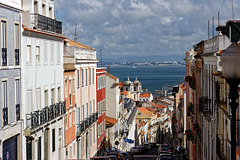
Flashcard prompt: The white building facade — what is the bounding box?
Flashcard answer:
[65,40,98,160]
[21,0,66,160]
[0,0,22,159]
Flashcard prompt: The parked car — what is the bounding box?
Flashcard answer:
[127,151,134,160]
[120,152,130,160]
[176,146,187,154]
[106,152,125,160]
[107,155,117,160]
[157,144,170,155]
[144,143,151,150]
[139,145,147,152]
[156,153,173,160]
[90,156,110,160]
[130,146,142,154]
[149,142,156,148]
[158,151,170,155]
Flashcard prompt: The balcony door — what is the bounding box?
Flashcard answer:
[86,132,89,160]
[44,129,49,160]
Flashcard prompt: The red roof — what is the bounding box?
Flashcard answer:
[140,93,151,98]
[106,117,117,125]
[121,91,129,95]
[106,73,118,80]
[155,104,167,108]
[138,107,152,116]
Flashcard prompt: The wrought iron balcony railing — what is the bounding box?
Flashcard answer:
[31,13,62,34]
[26,101,66,129]
[15,49,19,65]
[199,96,211,114]
[77,112,98,137]
[2,48,7,66]
[3,107,8,126]
[16,104,20,121]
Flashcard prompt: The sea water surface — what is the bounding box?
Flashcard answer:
[108,65,186,92]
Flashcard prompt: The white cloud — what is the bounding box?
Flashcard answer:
[55,0,240,61]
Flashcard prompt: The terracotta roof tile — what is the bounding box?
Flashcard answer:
[140,93,151,98]
[106,116,117,125]
[138,107,152,116]
[106,73,118,80]
[67,39,96,51]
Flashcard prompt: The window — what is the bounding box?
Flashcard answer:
[77,108,80,124]
[90,101,92,115]
[85,69,88,86]
[82,69,84,87]
[99,76,102,89]
[44,90,48,107]
[93,125,95,143]
[58,87,61,102]
[50,43,54,64]
[42,4,46,16]
[2,81,8,126]
[101,76,103,88]
[44,42,47,64]
[64,115,68,129]
[49,7,53,18]
[52,128,55,152]
[27,89,33,112]
[98,102,99,113]
[1,21,7,66]
[57,43,60,63]
[77,70,80,89]
[72,78,75,93]
[51,88,55,105]
[93,100,95,113]
[90,129,92,146]
[69,79,72,105]
[86,103,88,118]
[98,125,99,138]
[34,2,38,13]
[15,80,20,120]
[82,105,84,121]
[15,24,20,65]
[89,68,91,85]
[92,68,94,84]
[65,79,67,98]
[27,45,31,63]
[36,46,40,63]
[97,77,99,90]
[36,88,41,110]
[69,112,72,127]
[38,137,41,160]
[15,79,20,105]
[73,110,75,125]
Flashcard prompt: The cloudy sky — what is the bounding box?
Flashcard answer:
[55,0,239,62]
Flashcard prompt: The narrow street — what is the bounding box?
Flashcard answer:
[133,146,158,160]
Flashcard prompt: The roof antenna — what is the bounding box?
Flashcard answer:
[73,23,79,41]
[231,0,234,20]
[208,20,209,39]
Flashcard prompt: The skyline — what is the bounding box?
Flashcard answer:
[55,0,239,61]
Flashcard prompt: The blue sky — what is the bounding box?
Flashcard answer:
[55,0,239,62]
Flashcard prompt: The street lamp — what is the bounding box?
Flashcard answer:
[220,42,240,160]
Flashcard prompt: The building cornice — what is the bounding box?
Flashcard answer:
[0,2,23,12]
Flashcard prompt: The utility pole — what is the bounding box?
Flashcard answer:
[73,23,79,41]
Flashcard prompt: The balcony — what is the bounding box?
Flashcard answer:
[77,112,98,137]
[15,49,19,65]
[2,48,7,66]
[26,101,66,129]
[16,104,20,121]
[3,107,8,126]
[199,96,211,114]
[31,13,62,34]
